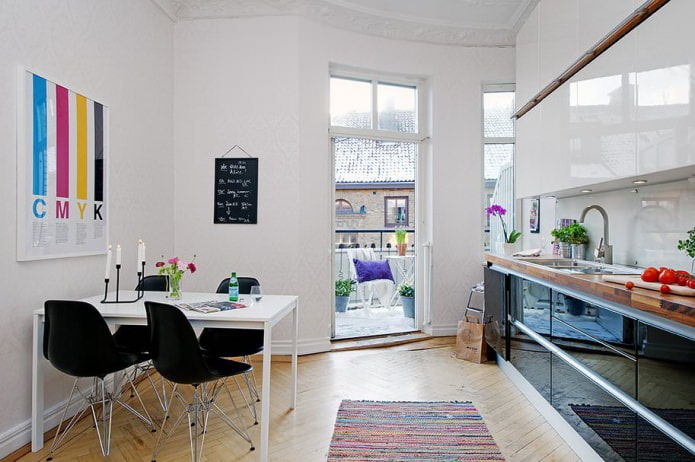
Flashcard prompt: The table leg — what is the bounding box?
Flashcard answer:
[260,322,272,462]
[290,302,298,409]
[32,314,44,451]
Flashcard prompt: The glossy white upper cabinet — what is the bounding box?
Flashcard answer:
[633,0,695,174]
[515,107,542,198]
[514,0,695,198]
[577,0,634,52]
[515,4,540,109]
[565,27,637,188]
[539,0,578,86]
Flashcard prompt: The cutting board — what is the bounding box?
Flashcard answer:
[602,275,695,296]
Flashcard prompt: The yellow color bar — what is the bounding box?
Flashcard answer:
[76,94,87,200]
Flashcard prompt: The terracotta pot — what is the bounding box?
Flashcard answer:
[397,243,407,256]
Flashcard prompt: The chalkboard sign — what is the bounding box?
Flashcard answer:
[214,158,258,224]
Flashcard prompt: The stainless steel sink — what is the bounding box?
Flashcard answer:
[522,258,640,275]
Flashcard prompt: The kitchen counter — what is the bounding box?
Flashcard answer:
[486,253,695,329]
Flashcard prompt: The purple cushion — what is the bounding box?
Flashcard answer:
[353,259,394,283]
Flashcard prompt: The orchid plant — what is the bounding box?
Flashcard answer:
[486,204,521,244]
[155,256,197,299]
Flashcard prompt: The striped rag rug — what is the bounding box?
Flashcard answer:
[327,400,505,461]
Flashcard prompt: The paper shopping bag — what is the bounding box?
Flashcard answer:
[454,319,488,363]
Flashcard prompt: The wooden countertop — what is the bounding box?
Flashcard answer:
[486,253,695,328]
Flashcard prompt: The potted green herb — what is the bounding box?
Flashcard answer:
[395,228,408,256]
[551,223,588,259]
[551,226,572,258]
[677,226,695,272]
[335,279,356,313]
[398,280,415,318]
[565,223,589,260]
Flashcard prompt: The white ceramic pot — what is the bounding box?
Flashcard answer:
[503,242,519,256]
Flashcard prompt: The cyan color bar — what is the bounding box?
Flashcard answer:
[32,74,47,196]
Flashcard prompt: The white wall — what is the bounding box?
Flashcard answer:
[174,17,515,344]
[0,0,174,456]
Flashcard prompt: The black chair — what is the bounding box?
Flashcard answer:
[43,300,155,460]
[199,277,263,422]
[112,275,169,407]
[145,301,254,461]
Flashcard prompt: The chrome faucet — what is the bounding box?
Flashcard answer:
[579,204,613,264]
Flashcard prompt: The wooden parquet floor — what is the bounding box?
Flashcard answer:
[9,338,579,462]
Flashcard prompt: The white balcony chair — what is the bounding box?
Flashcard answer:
[347,248,395,311]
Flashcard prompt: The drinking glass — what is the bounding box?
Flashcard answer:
[250,285,263,303]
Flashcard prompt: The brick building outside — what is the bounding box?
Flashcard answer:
[334,136,415,249]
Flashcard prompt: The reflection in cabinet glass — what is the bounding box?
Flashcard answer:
[638,321,695,451]
[509,276,551,400]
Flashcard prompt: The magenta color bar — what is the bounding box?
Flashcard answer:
[56,85,69,198]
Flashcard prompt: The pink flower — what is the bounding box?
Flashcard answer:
[486,204,507,216]
[188,262,197,273]
[167,257,179,264]
[155,261,165,268]
[177,260,187,271]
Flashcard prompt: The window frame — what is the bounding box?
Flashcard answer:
[482,83,516,251]
[335,199,354,214]
[384,195,409,228]
[329,68,424,143]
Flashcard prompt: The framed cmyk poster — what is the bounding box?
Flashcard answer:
[16,67,108,260]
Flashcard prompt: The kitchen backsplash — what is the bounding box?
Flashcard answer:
[521,178,695,271]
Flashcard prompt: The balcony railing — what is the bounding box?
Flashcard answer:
[335,229,415,306]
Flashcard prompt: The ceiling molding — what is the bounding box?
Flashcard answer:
[162,0,528,46]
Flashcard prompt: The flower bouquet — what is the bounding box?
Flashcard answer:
[155,256,197,299]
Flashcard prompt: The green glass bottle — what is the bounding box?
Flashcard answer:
[228,272,239,302]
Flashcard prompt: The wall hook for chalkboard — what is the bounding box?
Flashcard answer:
[220,144,254,158]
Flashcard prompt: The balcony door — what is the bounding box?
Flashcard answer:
[329,72,426,340]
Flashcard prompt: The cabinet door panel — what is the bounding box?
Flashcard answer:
[637,322,695,443]
[552,355,636,461]
[634,0,695,174]
[483,267,507,360]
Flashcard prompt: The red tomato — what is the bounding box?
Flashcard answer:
[660,284,671,294]
[625,281,635,290]
[688,279,695,290]
[641,267,659,283]
[677,276,688,286]
[659,266,669,272]
[659,269,677,284]
[676,270,691,278]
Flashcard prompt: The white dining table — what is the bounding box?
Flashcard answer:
[32,291,299,462]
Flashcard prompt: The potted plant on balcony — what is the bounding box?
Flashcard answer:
[395,228,408,256]
[335,279,356,313]
[398,280,415,318]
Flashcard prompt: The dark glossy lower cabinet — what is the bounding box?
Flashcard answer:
[551,355,636,461]
[637,322,695,460]
[486,268,695,460]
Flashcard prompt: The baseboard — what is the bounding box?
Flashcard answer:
[427,323,457,336]
[0,370,128,459]
[271,336,332,355]
[496,357,603,462]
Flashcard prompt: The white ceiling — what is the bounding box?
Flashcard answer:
[152,0,537,47]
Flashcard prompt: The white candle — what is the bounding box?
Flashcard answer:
[105,245,112,280]
[142,242,146,263]
[116,245,122,266]
[137,241,143,268]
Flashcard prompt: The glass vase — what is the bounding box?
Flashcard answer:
[167,274,182,300]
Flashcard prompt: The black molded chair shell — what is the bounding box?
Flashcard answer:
[215,277,260,295]
[200,277,264,357]
[112,276,167,355]
[44,300,139,378]
[145,301,251,386]
[135,275,168,292]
